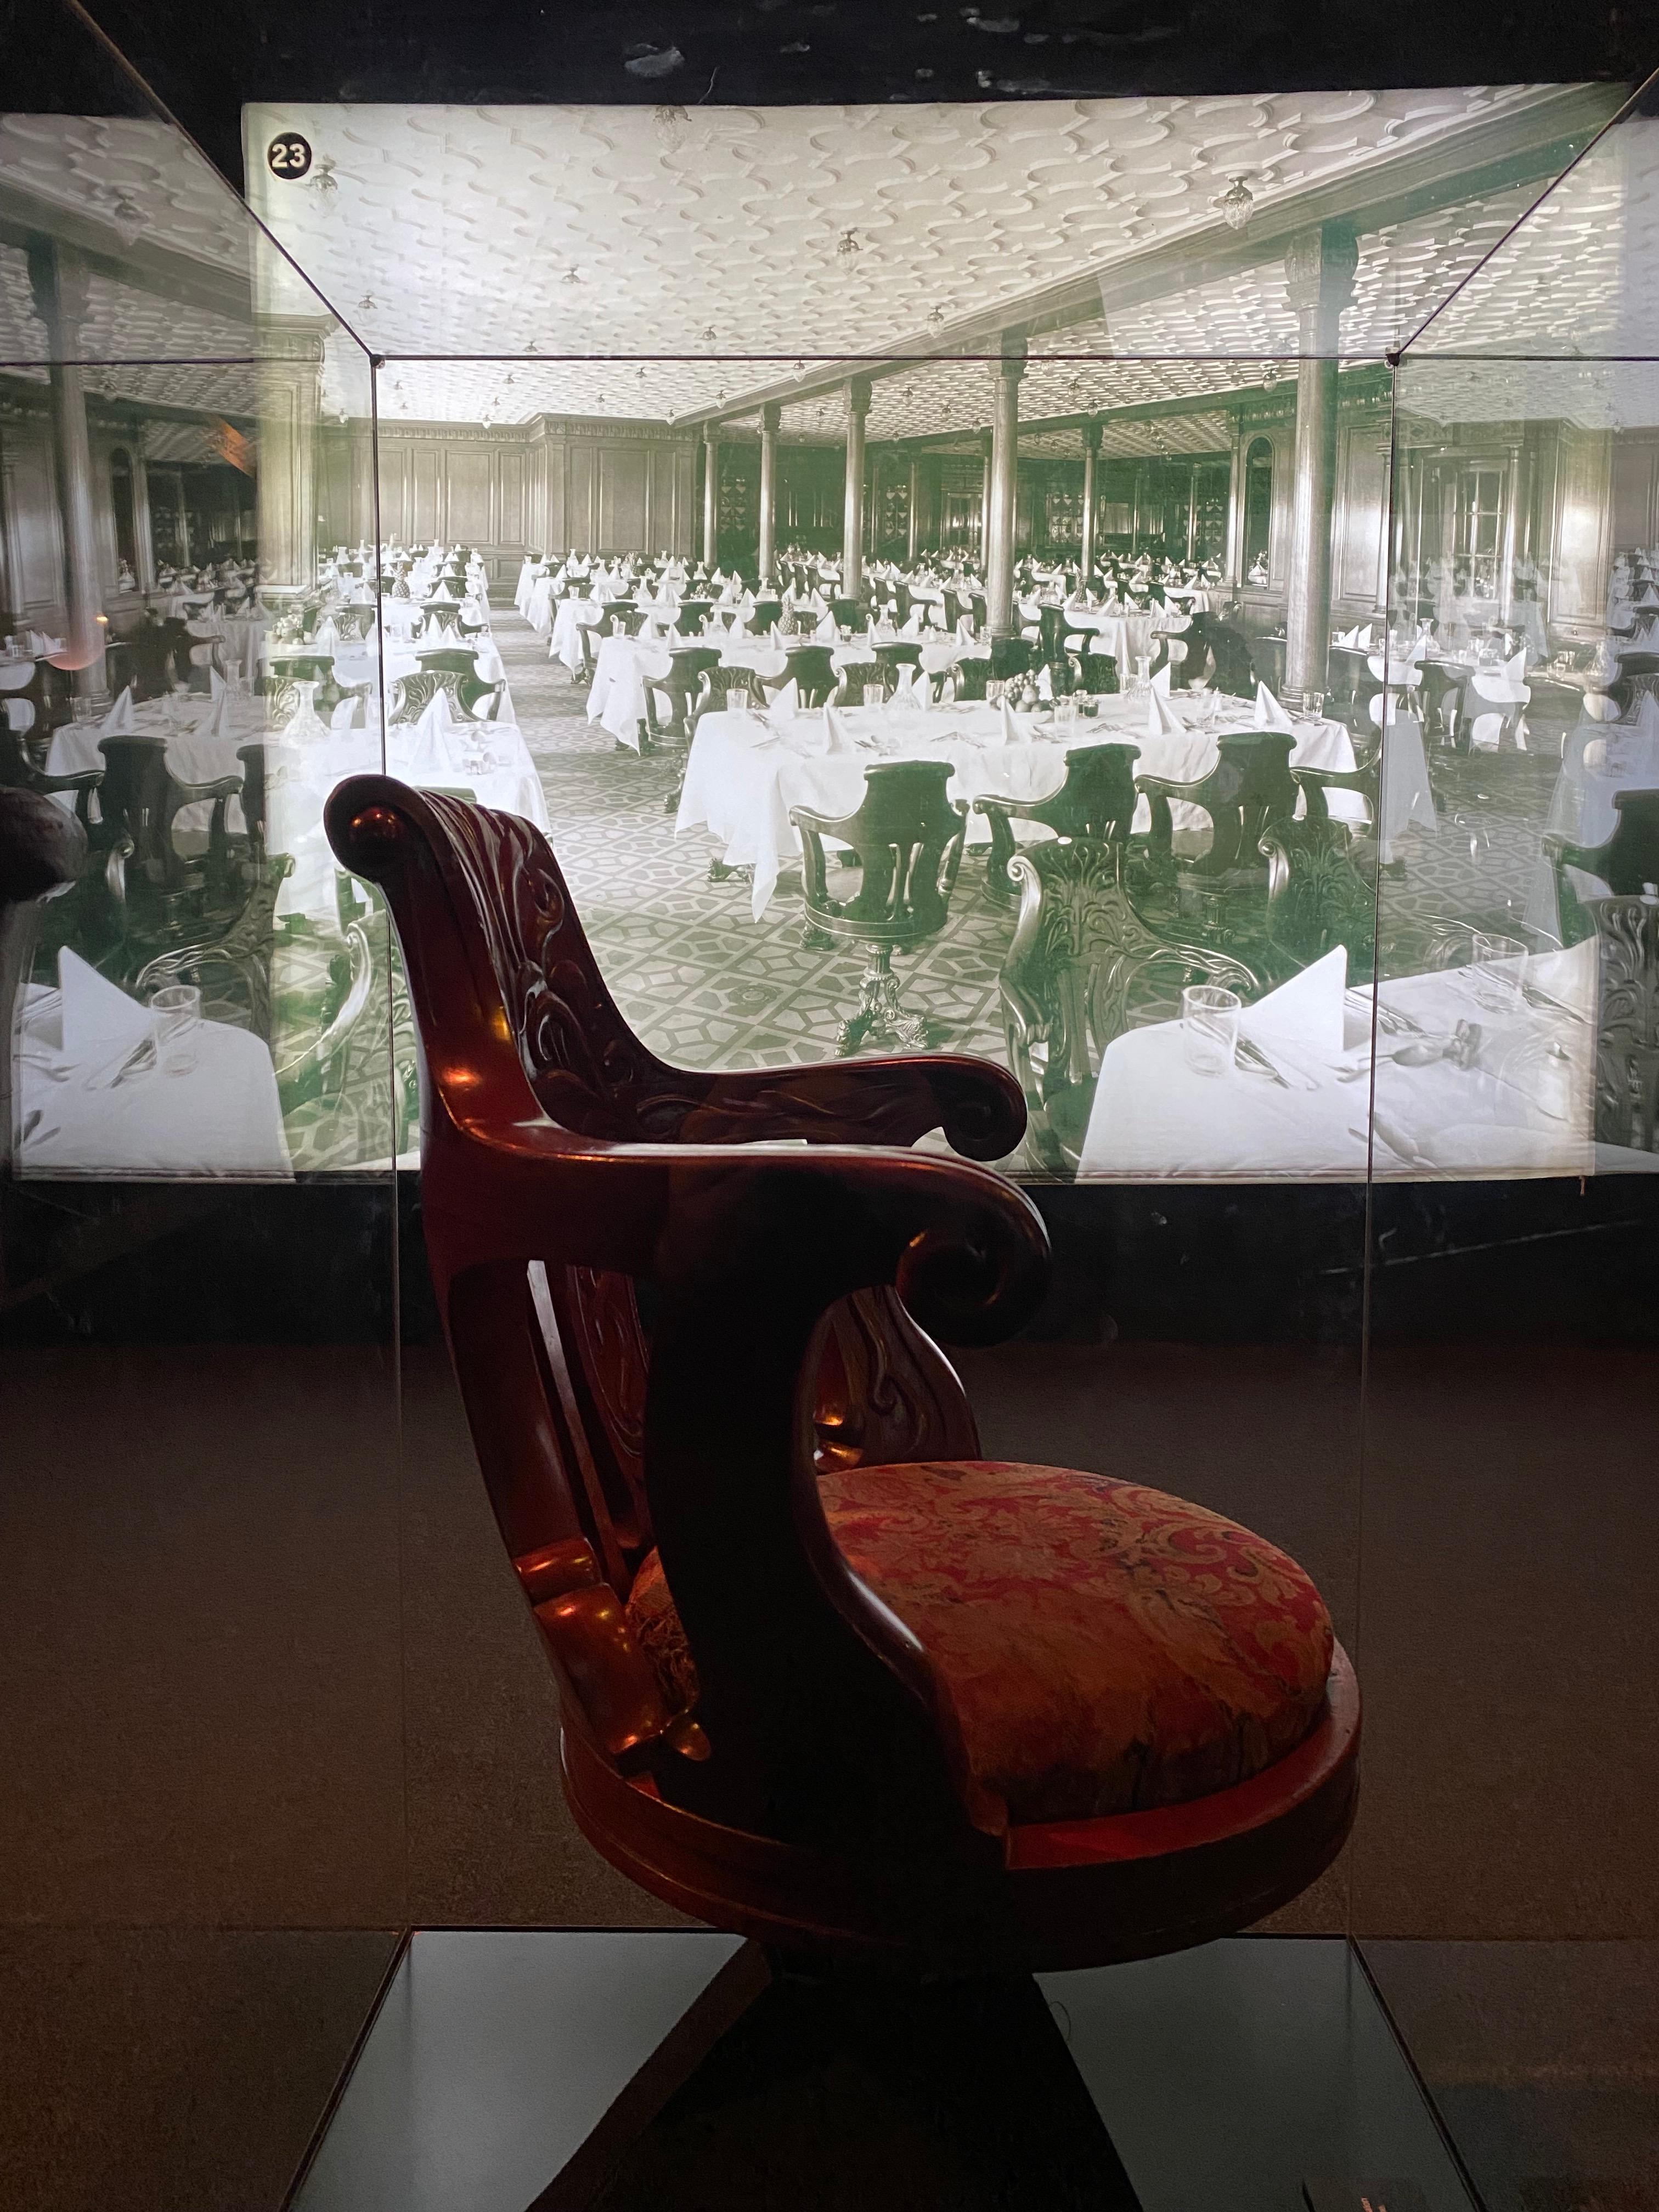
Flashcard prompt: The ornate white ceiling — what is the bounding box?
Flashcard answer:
[0,114,253,271]
[246,89,1576,380]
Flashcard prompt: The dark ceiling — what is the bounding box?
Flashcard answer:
[7,0,1658,199]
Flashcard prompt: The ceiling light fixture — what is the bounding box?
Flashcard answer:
[1214,177,1254,233]
[562,266,582,285]
[1261,360,1282,387]
[108,191,144,248]
[357,293,377,312]
[837,228,860,259]
[653,104,689,151]
[309,155,340,199]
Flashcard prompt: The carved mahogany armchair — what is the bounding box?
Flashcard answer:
[973,741,1139,907]
[323,775,1357,1971]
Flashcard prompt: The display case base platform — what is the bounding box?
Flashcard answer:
[285,1930,1477,2212]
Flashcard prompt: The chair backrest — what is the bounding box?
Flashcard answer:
[97,736,180,883]
[952,657,991,702]
[1076,651,1119,695]
[1032,743,1140,844]
[1037,605,1072,662]
[417,649,480,679]
[782,645,838,707]
[831,597,862,631]
[1188,732,1297,873]
[1258,816,1379,974]
[989,636,1035,681]
[998,838,1259,1166]
[391,669,465,724]
[802,761,965,946]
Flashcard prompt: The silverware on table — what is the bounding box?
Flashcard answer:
[1235,1035,1321,1091]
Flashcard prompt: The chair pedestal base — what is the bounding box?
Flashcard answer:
[839,944,928,1054]
[285,1931,1477,2212]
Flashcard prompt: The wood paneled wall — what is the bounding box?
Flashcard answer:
[336,419,702,579]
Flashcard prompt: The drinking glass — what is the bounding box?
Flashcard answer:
[1472,932,1527,1013]
[151,984,202,1077]
[863,684,887,708]
[1053,697,1077,732]
[725,687,749,715]
[1181,985,1240,1078]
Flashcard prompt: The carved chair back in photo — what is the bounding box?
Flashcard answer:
[1076,651,1119,696]
[1588,890,1659,1153]
[952,656,992,703]
[324,775,1356,1969]
[999,838,1260,1172]
[781,645,839,708]
[973,742,1139,907]
[97,734,242,900]
[791,760,968,1053]
[1544,789,1659,949]
[1137,730,1297,881]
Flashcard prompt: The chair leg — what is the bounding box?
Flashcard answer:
[839,944,928,1054]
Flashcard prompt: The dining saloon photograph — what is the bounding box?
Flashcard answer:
[3,78,1657,1186]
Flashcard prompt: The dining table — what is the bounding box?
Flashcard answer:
[16,953,292,1180]
[587,629,994,748]
[675,688,1368,923]
[1077,938,1620,1182]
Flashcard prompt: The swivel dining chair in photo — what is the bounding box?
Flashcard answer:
[1076,650,1120,696]
[781,645,839,707]
[999,837,1261,1172]
[831,596,864,633]
[1544,788,1659,948]
[791,761,969,1054]
[952,657,993,703]
[318,772,1357,2154]
[97,733,244,906]
[973,742,1139,907]
[1136,730,1298,885]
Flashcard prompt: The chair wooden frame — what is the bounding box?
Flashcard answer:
[323,774,1358,1970]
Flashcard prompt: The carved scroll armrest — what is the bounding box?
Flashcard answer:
[1135,768,1210,807]
[170,770,243,807]
[1541,831,1610,872]
[30,766,102,795]
[678,1053,1026,1160]
[789,799,861,844]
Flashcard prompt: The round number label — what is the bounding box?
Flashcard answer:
[267,133,313,181]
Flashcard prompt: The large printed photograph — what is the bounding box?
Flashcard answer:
[5,84,1657,1181]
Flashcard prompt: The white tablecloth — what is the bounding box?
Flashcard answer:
[16,981,292,1178]
[679,703,1070,921]
[267,717,550,923]
[1079,942,1600,1183]
[676,693,1374,921]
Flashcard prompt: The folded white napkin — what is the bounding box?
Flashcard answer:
[823,706,854,757]
[1036,664,1053,701]
[1147,683,1184,740]
[59,946,153,1059]
[768,677,801,715]
[1336,627,1359,649]
[195,692,231,741]
[956,615,975,641]
[1356,624,1374,651]
[1152,663,1172,697]
[814,613,838,642]
[1505,647,1527,681]
[901,612,922,636]
[331,697,360,731]
[1239,944,1347,1064]
[100,686,138,736]
[1001,699,1028,747]
[1254,681,1294,732]
[312,619,340,650]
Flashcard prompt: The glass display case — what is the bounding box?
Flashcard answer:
[2,20,1655,2208]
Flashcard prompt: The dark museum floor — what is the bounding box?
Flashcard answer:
[2,1328,1656,2211]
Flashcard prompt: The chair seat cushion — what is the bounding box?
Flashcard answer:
[625,1459,1334,1830]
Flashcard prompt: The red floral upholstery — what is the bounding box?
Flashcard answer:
[626,1460,1334,1831]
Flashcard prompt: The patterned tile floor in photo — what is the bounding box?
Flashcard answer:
[283,610,1567,1174]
